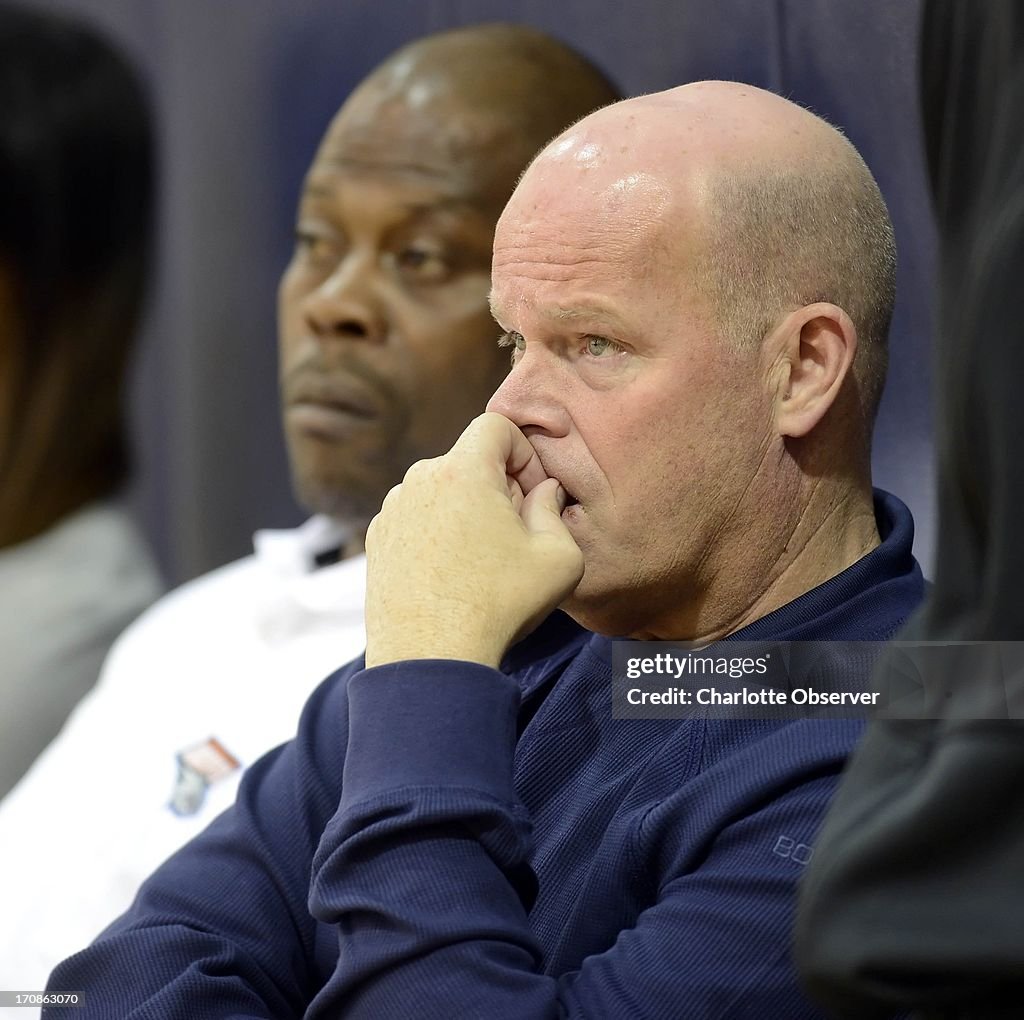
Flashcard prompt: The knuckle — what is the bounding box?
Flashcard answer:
[383,482,402,503]
[457,411,500,449]
[403,459,432,484]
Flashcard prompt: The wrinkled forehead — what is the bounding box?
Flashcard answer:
[495,126,681,268]
[489,113,720,337]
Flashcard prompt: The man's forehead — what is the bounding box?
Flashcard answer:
[506,107,678,238]
[298,170,495,227]
[488,289,634,333]
[495,162,676,268]
[327,81,514,161]
[309,94,523,208]
[490,168,705,335]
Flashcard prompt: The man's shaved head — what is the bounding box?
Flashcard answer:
[330,24,622,214]
[361,23,620,138]
[510,81,895,436]
[683,86,895,435]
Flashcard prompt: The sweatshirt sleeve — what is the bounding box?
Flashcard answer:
[51,655,848,1019]
[305,659,547,1017]
[303,663,840,1019]
[44,663,357,1019]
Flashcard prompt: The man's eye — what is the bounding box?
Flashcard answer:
[294,230,335,262]
[497,333,528,354]
[395,247,448,281]
[585,335,619,357]
[497,330,526,351]
[497,330,525,366]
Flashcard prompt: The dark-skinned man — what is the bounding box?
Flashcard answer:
[0,23,619,993]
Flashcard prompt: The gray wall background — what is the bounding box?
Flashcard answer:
[24,0,937,585]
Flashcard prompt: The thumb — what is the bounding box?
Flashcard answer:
[520,477,571,538]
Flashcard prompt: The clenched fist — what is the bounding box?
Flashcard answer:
[364,413,585,668]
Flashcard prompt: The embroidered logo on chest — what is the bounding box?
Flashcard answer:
[168,737,241,816]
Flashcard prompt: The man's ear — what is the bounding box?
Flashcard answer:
[767,303,857,438]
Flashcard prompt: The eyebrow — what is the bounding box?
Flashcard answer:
[300,181,483,218]
[488,297,630,334]
[549,305,618,323]
[301,182,334,200]
[398,197,485,217]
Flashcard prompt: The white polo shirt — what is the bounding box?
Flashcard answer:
[0,517,367,998]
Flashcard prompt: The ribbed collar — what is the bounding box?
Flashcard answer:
[584,489,923,662]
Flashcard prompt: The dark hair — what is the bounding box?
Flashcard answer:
[0,3,154,541]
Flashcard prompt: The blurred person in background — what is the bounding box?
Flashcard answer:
[0,3,162,798]
[0,21,619,992]
[797,2,1024,1017]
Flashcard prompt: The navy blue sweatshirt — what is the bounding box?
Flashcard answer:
[49,491,923,1019]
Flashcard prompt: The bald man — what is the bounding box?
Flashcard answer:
[50,84,922,1017]
[0,24,617,993]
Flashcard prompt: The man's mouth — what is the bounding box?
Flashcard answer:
[289,379,379,414]
[559,487,583,522]
[291,396,377,418]
[286,378,383,440]
[528,449,582,515]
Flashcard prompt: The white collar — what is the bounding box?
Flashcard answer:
[249,517,367,642]
[252,515,352,575]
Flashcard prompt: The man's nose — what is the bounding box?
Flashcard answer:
[486,352,570,437]
[301,258,385,344]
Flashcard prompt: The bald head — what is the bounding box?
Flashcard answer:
[326,25,621,216]
[510,81,895,434]
[362,24,620,148]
